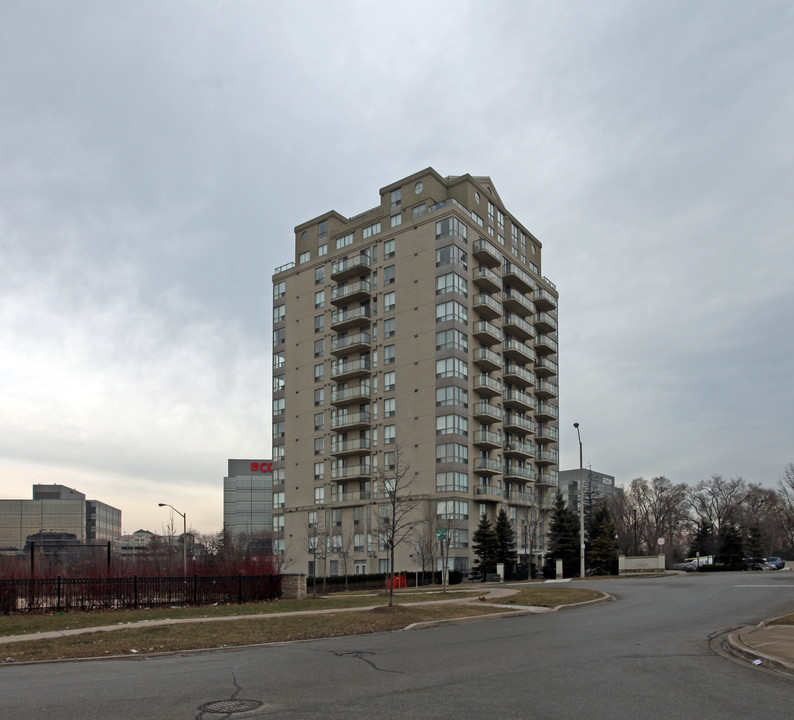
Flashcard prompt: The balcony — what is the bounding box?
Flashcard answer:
[503,388,534,413]
[329,489,373,506]
[535,312,558,334]
[535,379,558,399]
[502,262,535,294]
[331,463,373,481]
[474,484,503,499]
[535,356,558,377]
[503,338,535,364]
[534,334,558,356]
[537,470,559,487]
[502,288,534,317]
[473,293,502,320]
[330,331,371,356]
[331,437,372,457]
[503,312,534,341]
[503,439,535,459]
[331,357,371,381]
[472,238,502,267]
[534,287,558,311]
[535,403,559,421]
[474,429,502,450]
[503,463,536,482]
[535,424,559,444]
[503,362,534,388]
[536,447,559,465]
[473,320,502,346]
[331,383,371,406]
[473,457,502,476]
[473,374,503,398]
[331,411,371,430]
[330,280,372,306]
[504,488,534,505]
[472,266,502,293]
[473,401,502,424]
[472,347,502,372]
[503,412,535,435]
[331,255,372,281]
[330,306,371,331]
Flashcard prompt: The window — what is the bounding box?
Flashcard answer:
[314,339,324,357]
[411,204,426,219]
[435,328,467,352]
[435,272,467,297]
[384,238,395,259]
[384,344,395,365]
[384,317,395,338]
[435,300,468,325]
[314,462,324,481]
[435,217,468,242]
[273,281,286,300]
[363,222,381,239]
[471,211,483,227]
[299,251,311,264]
[354,533,365,552]
[315,314,324,333]
[436,413,468,436]
[314,437,324,455]
[331,509,342,526]
[273,492,285,509]
[497,210,505,232]
[318,243,327,256]
[383,291,395,312]
[336,232,353,250]
[384,424,396,444]
[273,444,285,461]
[384,398,395,418]
[390,188,401,208]
[436,499,469,519]
[314,486,325,503]
[530,262,539,274]
[435,357,468,380]
[273,515,284,532]
[273,467,285,483]
[315,266,325,284]
[435,244,467,270]
[314,412,324,430]
[318,219,328,240]
[314,388,324,406]
[488,201,494,225]
[273,420,285,439]
[273,397,285,414]
[436,385,468,408]
[384,265,395,285]
[273,374,285,392]
[315,290,325,308]
[273,304,285,323]
[435,443,468,464]
[273,327,285,345]
[390,214,402,228]
[273,351,285,369]
[314,363,324,382]
[384,371,395,391]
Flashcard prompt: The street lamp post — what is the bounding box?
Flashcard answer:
[158,503,187,576]
[573,423,584,578]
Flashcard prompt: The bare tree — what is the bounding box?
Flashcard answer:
[376,442,421,606]
[412,500,439,585]
[777,463,794,554]
[306,510,331,596]
[688,475,748,535]
[619,477,689,559]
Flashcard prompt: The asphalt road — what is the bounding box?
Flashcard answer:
[1,572,793,719]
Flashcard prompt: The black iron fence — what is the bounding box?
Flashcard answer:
[0,574,281,614]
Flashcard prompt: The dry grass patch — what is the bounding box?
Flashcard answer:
[769,613,794,625]
[483,587,604,607]
[1,603,502,663]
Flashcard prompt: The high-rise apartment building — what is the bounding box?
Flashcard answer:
[271,168,559,577]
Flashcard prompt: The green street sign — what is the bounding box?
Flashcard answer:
[436,529,447,540]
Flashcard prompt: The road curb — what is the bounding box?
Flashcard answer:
[724,625,794,675]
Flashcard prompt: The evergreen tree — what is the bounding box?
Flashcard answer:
[745,523,764,560]
[690,520,716,558]
[471,515,499,580]
[494,507,518,579]
[586,503,618,575]
[717,522,744,569]
[544,492,580,577]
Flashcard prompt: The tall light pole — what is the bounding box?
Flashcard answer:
[158,503,187,576]
[573,423,584,578]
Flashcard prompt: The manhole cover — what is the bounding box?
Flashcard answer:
[200,699,263,714]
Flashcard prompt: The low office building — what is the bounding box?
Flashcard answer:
[223,459,276,539]
[557,469,619,515]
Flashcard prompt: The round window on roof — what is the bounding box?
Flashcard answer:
[414,181,424,194]
[474,191,480,203]
[301,231,308,242]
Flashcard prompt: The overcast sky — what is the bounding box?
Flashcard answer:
[2,1,792,535]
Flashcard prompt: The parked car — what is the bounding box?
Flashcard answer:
[766,556,786,570]
[745,557,776,571]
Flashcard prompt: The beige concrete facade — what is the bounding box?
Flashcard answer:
[272,168,559,578]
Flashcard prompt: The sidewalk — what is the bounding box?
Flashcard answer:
[726,622,794,675]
